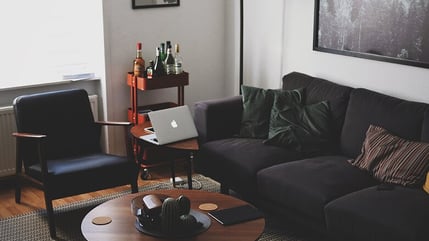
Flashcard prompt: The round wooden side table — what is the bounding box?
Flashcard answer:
[131,122,198,188]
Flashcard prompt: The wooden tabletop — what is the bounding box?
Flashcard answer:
[81,189,265,241]
[130,122,199,151]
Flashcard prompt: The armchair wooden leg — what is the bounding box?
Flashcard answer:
[131,181,138,193]
[187,152,194,190]
[44,196,56,239]
[15,175,21,203]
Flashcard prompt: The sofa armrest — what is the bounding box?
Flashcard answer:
[193,96,243,143]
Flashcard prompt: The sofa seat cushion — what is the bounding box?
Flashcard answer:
[257,156,377,224]
[196,138,303,196]
[325,186,429,241]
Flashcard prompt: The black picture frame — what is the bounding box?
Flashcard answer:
[132,0,180,9]
[313,0,429,69]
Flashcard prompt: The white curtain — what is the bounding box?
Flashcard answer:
[0,0,104,89]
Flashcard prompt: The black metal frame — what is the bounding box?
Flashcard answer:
[313,0,429,69]
[239,0,244,94]
[132,0,180,9]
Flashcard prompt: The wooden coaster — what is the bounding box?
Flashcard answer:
[199,203,218,211]
[92,216,112,225]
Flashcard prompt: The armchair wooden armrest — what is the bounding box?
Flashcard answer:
[95,121,134,161]
[12,132,49,183]
[95,121,132,126]
[12,132,47,139]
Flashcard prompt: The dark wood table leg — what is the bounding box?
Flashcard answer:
[171,159,177,188]
[187,151,194,189]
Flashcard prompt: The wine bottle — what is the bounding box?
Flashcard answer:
[154,48,165,77]
[164,45,175,75]
[133,42,145,77]
[146,60,154,79]
[160,43,166,61]
[174,44,183,74]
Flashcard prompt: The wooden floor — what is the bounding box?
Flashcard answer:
[0,164,187,219]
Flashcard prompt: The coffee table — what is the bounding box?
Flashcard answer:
[81,189,265,241]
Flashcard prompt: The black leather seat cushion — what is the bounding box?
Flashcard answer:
[325,186,429,241]
[27,153,134,198]
[196,137,303,196]
[257,156,377,224]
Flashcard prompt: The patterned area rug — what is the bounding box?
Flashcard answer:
[0,174,326,241]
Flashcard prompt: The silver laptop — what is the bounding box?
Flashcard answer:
[140,105,198,145]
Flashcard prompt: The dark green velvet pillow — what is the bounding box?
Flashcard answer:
[238,86,303,139]
[264,97,332,154]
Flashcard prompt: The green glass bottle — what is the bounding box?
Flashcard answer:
[160,43,166,61]
[154,48,165,77]
[164,45,175,75]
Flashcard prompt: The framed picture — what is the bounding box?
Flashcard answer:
[132,0,180,9]
[313,0,429,68]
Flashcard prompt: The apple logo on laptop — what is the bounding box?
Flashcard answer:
[171,120,178,128]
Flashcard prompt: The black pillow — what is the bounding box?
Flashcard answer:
[264,97,332,154]
[238,86,303,139]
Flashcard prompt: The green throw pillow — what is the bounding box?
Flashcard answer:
[264,98,331,154]
[238,86,303,139]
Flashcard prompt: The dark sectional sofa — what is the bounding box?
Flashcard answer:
[193,72,429,241]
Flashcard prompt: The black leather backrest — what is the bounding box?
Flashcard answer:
[282,72,353,152]
[341,88,428,158]
[13,89,101,165]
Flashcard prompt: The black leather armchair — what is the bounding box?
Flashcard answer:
[12,89,139,239]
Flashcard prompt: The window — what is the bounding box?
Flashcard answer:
[0,0,104,90]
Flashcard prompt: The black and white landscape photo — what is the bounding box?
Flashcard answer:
[315,0,429,67]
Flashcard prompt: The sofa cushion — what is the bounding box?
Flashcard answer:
[421,109,429,142]
[239,86,302,139]
[325,186,429,241]
[264,99,332,155]
[257,156,377,224]
[282,72,353,151]
[239,85,274,138]
[350,125,429,187]
[195,137,303,196]
[340,88,428,158]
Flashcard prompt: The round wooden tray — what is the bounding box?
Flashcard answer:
[135,209,211,238]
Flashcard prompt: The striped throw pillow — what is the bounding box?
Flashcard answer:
[350,125,429,187]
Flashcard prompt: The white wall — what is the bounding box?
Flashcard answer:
[103,0,229,154]
[282,0,429,104]
[242,0,285,89]
[224,0,242,96]
[241,0,429,105]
